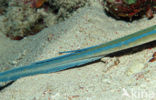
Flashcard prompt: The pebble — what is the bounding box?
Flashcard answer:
[126,62,145,76]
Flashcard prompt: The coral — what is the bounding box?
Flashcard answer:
[104,0,155,20]
[0,0,9,15]
[31,0,46,8]
[23,0,46,8]
[48,0,89,18]
[0,0,88,40]
[1,5,42,39]
[0,0,9,6]
[0,0,52,40]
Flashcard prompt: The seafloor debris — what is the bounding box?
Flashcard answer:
[149,52,156,62]
[104,0,156,20]
[101,57,120,73]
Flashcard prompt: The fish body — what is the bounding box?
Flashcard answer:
[0,25,156,82]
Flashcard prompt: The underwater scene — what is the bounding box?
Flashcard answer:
[0,0,156,99]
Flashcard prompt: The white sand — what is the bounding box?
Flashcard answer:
[0,1,156,100]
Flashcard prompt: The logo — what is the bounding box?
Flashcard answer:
[122,88,155,99]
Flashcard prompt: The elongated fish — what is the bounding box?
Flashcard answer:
[0,25,156,82]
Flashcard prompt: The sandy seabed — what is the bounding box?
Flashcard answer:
[0,1,156,100]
